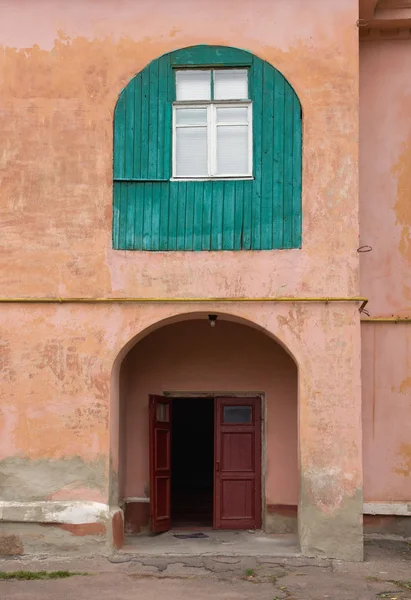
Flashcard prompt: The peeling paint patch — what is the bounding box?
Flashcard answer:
[0,500,109,524]
[393,138,411,264]
[0,535,24,556]
[399,376,411,394]
[0,343,17,382]
[395,443,411,477]
[0,456,107,501]
[42,522,106,536]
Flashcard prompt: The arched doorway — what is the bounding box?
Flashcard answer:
[114,314,298,539]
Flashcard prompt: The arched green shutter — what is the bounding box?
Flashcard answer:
[113,46,302,251]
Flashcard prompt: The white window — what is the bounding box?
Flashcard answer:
[173,69,252,179]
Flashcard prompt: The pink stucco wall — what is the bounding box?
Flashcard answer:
[362,324,411,501]
[0,0,359,301]
[121,319,298,505]
[360,40,411,502]
[0,0,364,559]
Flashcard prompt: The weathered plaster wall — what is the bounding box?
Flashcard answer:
[0,0,362,559]
[0,302,363,558]
[360,41,411,316]
[362,324,411,501]
[121,320,298,505]
[360,41,411,504]
[0,0,359,300]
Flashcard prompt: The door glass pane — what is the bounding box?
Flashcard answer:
[176,108,207,125]
[175,126,208,177]
[216,106,248,124]
[156,403,169,422]
[176,70,211,101]
[223,406,252,424]
[214,69,248,100]
[216,125,248,175]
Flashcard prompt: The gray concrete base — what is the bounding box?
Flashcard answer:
[0,522,108,556]
[299,488,364,562]
[122,530,300,557]
[265,510,298,534]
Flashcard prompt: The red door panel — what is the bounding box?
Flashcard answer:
[214,397,261,530]
[149,395,172,533]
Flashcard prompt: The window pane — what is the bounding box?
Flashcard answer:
[175,108,207,125]
[217,125,249,175]
[223,406,252,424]
[175,127,208,177]
[216,106,248,124]
[176,70,211,101]
[214,69,248,100]
[156,403,169,423]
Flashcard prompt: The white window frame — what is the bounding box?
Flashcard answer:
[172,100,253,180]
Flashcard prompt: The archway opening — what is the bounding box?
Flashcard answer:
[115,316,298,539]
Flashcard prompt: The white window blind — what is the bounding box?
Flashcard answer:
[173,69,252,179]
[175,108,208,177]
[214,69,248,100]
[175,70,211,101]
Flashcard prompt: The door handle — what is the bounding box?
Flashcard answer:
[216,461,220,475]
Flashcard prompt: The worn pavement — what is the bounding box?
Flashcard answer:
[0,538,410,599]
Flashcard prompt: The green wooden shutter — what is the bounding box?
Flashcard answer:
[113,54,172,249]
[251,60,302,249]
[113,46,302,251]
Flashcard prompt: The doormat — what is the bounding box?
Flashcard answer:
[173,533,209,539]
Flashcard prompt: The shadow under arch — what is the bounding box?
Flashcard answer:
[109,310,300,541]
[112,310,299,377]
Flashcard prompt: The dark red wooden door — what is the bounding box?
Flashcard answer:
[214,397,261,529]
[149,395,172,533]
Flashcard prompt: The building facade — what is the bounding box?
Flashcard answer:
[0,0,410,561]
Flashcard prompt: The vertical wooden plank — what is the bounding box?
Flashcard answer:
[133,74,142,179]
[176,183,186,251]
[119,183,128,249]
[124,80,135,178]
[158,55,172,180]
[223,182,235,250]
[157,57,167,180]
[184,182,195,250]
[140,67,150,178]
[143,183,153,250]
[164,57,174,180]
[134,184,144,250]
[292,95,302,248]
[234,181,244,250]
[283,83,294,248]
[168,183,179,251]
[242,181,252,250]
[151,183,161,250]
[193,183,204,251]
[251,59,263,250]
[159,182,170,250]
[125,183,136,250]
[273,72,285,248]
[211,181,224,250]
[148,60,159,179]
[202,183,213,250]
[113,91,126,179]
[261,63,274,249]
[112,182,121,248]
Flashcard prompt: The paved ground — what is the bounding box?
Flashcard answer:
[0,538,410,599]
[123,530,300,556]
